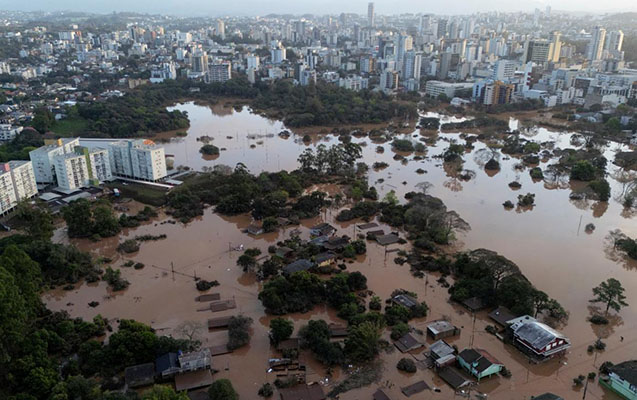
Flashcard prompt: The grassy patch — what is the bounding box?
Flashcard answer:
[51,117,90,137]
[106,182,168,206]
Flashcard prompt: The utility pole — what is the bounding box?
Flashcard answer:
[171,261,175,281]
[582,378,589,399]
[470,312,476,347]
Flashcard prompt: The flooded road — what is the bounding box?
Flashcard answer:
[44,102,637,399]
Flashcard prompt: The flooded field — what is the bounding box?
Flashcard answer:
[45,102,637,399]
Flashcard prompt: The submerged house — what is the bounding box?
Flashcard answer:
[429,339,456,368]
[391,293,419,310]
[315,252,337,267]
[509,316,570,360]
[393,332,425,353]
[600,360,637,400]
[427,320,461,340]
[457,348,503,381]
[283,259,314,275]
[310,223,336,237]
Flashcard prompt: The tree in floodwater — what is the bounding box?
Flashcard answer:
[590,278,628,314]
[209,379,239,400]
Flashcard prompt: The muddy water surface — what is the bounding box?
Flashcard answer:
[44,102,637,400]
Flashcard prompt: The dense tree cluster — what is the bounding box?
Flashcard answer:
[297,143,363,176]
[253,80,417,127]
[76,86,190,137]
[449,249,567,321]
[51,76,418,138]
[62,199,121,239]
[167,164,326,222]
[381,192,470,247]
[258,271,368,315]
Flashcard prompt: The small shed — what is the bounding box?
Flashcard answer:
[373,388,392,400]
[208,316,232,329]
[279,383,326,400]
[329,323,349,337]
[196,293,221,302]
[461,297,486,312]
[245,224,264,236]
[366,229,385,238]
[394,332,424,353]
[376,233,400,246]
[124,362,155,388]
[438,367,472,390]
[427,320,461,340]
[357,222,379,230]
[401,381,430,397]
[488,306,517,327]
[208,299,236,312]
[174,370,213,392]
[209,344,232,356]
[277,338,300,352]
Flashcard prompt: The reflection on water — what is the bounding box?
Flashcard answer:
[44,102,637,400]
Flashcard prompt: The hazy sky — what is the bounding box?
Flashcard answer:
[1,0,635,16]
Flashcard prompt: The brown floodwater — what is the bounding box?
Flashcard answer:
[43,102,637,400]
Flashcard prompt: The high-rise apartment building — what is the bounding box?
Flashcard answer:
[216,19,225,40]
[207,62,232,83]
[549,31,562,62]
[0,164,17,214]
[379,69,398,90]
[523,40,554,64]
[437,19,447,39]
[605,30,624,59]
[473,80,514,105]
[587,26,606,61]
[191,50,209,74]
[493,60,517,81]
[29,138,80,183]
[0,161,37,214]
[367,3,375,28]
[247,55,260,70]
[8,161,37,202]
[403,51,422,81]
[53,153,90,191]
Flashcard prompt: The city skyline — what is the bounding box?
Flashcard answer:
[3,0,637,17]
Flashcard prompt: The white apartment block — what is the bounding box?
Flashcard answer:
[87,148,113,183]
[130,143,167,181]
[29,138,80,183]
[0,124,23,141]
[79,138,167,181]
[0,165,18,214]
[8,161,37,201]
[0,161,38,215]
[54,153,89,191]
